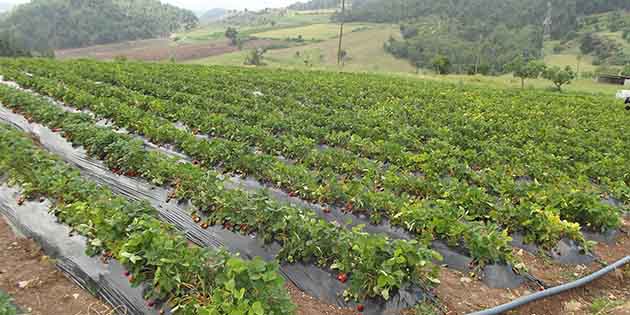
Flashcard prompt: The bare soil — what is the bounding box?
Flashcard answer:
[1,214,352,315]
[0,216,112,315]
[435,218,630,315]
[1,206,627,315]
[55,38,282,62]
[286,283,354,315]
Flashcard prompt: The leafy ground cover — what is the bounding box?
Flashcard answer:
[250,23,373,41]
[3,60,625,246]
[0,123,295,315]
[0,83,442,303]
[0,291,17,315]
[0,57,627,313]
[1,60,526,266]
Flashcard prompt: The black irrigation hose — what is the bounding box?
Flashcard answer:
[467,256,630,315]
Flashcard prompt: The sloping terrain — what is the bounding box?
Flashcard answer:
[0,58,627,314]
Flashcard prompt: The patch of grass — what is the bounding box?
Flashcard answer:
[187,24,415,74]
[415,303,441,315]
[590,297,623,315]
[0,291,18,315]
[251,23,373,41]
[408,72,622,96]
[545,54,598,75]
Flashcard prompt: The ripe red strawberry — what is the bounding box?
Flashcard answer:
[201,222,209,229]
[337,273,348,283]
[124,271,130,277]
[344,202,353,212]
[357,304,364,312]
[192,215,201,223]
[147,300,155,308]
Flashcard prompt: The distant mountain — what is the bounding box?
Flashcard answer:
[0,0,198,51]
[200,8,227,23]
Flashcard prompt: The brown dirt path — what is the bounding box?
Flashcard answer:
[0,215,112,315]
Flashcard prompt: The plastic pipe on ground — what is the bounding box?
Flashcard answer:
[467,256,630,315]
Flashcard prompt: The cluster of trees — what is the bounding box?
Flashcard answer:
[0,30,34,57]
[579,32,628,65]
[338,0,630,74]
[508,57,577,91]
[288,0,339,11]
[385,21,542,75]
[0,0,198,53]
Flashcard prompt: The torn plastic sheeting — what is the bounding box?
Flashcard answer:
[0,107,426,314]
[0,184,160,315]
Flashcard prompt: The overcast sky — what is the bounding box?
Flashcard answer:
[163,0,298,11]
[1,0,299,12]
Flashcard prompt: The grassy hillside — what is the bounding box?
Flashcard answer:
[177,12,332,43]
[0,0,198,51]
[189,25,416,74]
[251,23,373,41]
[186,22,625,96]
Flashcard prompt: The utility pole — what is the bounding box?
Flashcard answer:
[337,0,345,65]
[542,1,552,59]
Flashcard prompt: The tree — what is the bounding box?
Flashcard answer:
[0,0,198,51]
[339,50,348,66]
[225,27,239,46]
[244,48,266,66]
[542,66,576,91]
[431,54,451,74]
[507,57,547,88]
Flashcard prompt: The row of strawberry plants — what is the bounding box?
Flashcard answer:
[28,59,624,231]
[0,60,615,249]
[0,66,524,266]
[57,60,629,209]
[0,123,295,315]
[0,83,443,301]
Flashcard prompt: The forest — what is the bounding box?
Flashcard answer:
[311,0,630,73]
[0,0,198,54]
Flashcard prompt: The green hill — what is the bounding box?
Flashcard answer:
[0,0,198,52]
[335,0,630,74]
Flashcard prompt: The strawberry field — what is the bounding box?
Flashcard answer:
[0,58,627,315]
